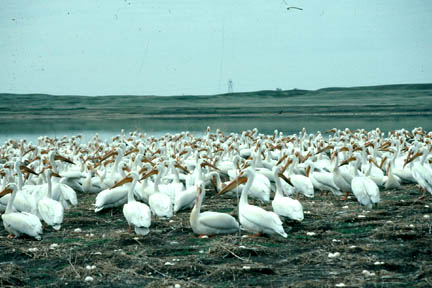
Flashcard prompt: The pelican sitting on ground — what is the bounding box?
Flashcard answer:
[219,167,287,238]
[117,172,152,235]
[307,161,341,196]
[190,180,239,237]
[272,166,304,221]
[384,160,401,190]
[282,157,314,198]
[7,160,39,215]
[37,170,64,230]
[94,182,129,213]
[1,183,43,240]
[174,183,199,214]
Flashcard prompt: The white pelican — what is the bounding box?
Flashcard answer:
[272,166,304,221]
[94,184,128,213]
[0,169,9,212]
[117,172,152,235]
[405,147,432,199]
[161,160,186,202]
[81,165,103,193]
[282,157,314,198]
[364,155,386,187]
[8,160,39,215]
[392,142,416,183]
[239,160,271,202]
[98,147,127,188]
[351,159,380,208]
[332,151,354,200]
[190,180,239,237]
[174,184,198,214]
[94,160,132,213]
[307,162,341,196]
[219,167,287,238]
[384,161,401,190]
[37,170,64,230]
[1,183,43,240]
[55,177,79,209]
[142,165,174,218]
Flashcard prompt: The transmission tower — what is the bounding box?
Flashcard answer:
[228,79,233,94]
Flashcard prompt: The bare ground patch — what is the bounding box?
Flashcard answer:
[1,184,432,287]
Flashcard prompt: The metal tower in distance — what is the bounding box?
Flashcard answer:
[228,79,233,94]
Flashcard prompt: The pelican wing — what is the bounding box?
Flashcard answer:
[174,187,196,213]
[38,198,64,226]
[312,172,339,190]
[291,175,314,198]
[241,204,282,228]
[2,212,42,240]
[55,183,78,206]
[198,211,239,230]
[61,171,85,179]
[96,187,128,206]
[149,193,173,218]
[123,202,151,228]
[351,177,371,207]
[365,177,380,204]
[272,197,304,221]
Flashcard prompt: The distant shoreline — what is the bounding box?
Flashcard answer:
[1,111,431,121]
[1,83,431,120]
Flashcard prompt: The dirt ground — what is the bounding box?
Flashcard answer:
[1,183,432,288]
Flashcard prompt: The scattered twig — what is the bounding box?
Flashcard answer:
[68,256,80,278]
[217,244,249,262]
[145,263,169,278]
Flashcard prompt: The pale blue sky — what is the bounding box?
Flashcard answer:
[1,0,431,96]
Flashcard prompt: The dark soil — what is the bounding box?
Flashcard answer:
[1,184,432,287]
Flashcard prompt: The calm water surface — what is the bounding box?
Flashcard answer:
[1,115,431,144]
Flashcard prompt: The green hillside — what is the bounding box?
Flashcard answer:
[1,84,431,120]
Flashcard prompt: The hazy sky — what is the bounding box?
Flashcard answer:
[1,0,431,96]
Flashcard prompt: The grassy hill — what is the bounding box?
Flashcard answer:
[1,84,431,120]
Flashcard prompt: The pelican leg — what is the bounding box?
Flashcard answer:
[7,234,15,239]
[128,226,132,233]
[340,191,349,201]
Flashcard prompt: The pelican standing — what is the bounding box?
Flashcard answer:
[119,172,152,235]
[351,159,380,208]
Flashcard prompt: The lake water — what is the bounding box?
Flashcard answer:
[1,114,431,144]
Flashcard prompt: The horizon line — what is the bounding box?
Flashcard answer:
[1,82,431,98]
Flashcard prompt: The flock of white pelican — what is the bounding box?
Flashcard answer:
[0,127,431,240]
